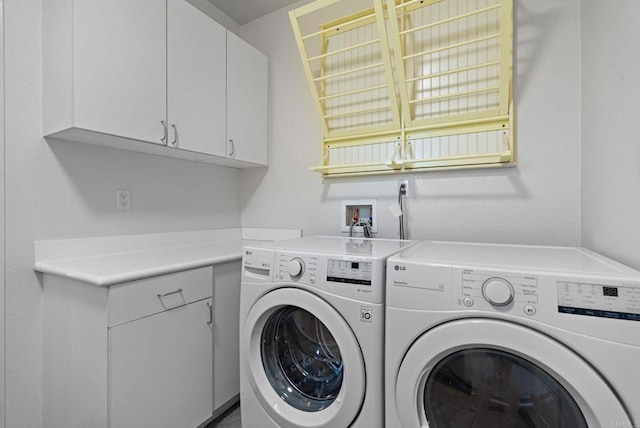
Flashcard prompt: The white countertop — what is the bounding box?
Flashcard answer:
[34,228,301,286]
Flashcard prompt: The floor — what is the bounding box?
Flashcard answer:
[205,403,241,428]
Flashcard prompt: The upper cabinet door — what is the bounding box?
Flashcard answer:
[167,0,227,156]
[226,31,269,166]
[72,0,167,144]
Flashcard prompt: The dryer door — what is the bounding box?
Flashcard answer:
[242,287,365,428]
[395,319,631,428]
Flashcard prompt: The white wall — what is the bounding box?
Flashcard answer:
[581,0,640,270]
[4,1,241,426]
[240,0,582,245]
[0,1,5,425]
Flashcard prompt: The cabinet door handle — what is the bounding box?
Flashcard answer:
[206,301,213,325]
[171,124,179,148]
[160,120,168,145]
[228,139,234,157]
[157,288,183,298]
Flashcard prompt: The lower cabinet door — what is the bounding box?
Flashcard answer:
[109,298,213,428]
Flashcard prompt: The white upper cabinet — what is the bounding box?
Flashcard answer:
[43,0,268,168]
[44,0,167,144]
[167,0,226,156]
[226,31,269,166]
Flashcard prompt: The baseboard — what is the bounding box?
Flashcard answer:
[212,394,240,420]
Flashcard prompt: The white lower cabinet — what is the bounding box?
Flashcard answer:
[43,267,214,428]
[109,298,213,428]
[212,260,242,415]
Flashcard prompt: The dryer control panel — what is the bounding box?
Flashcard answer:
[457,270,539,316]
[557,281,640,322]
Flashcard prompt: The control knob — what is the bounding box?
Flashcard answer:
[287,258,305,278]
[482,277,514,306]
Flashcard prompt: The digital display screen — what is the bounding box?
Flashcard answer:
[603,286,619,297]
[557,281,640,322]
[327,259,372,286]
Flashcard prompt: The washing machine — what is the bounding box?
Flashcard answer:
[385,240,640,428]
[240,236,416,428]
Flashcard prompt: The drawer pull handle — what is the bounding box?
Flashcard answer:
[207,302,213,325]
[157,288,183,298]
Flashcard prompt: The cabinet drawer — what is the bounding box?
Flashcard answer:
[108,267,213,327]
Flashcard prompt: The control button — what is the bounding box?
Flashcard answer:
[463,297,474,307]
[524,305,536,316]
[309,276,316,284]
[278,271,284,280]
[287,258,305,278]
[482,277,515,306]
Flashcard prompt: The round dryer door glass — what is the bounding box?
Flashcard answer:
[261,306,344,412]
[423,348,587,428]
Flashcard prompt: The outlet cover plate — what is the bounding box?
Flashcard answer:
[398,179,410,199]
[117,189,130,211]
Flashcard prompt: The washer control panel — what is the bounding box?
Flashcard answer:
[326,259,372,286]
[459,270,538,315]
[557,281,640,321]
[275,253,318,283]
[286,258,305,278]
[274,253,373,286]
[269,251,384,303]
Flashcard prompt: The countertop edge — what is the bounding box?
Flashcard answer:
[35,252,244,287]
[33,229,302,287]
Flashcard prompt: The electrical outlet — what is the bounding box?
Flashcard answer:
[398,179,410,199]
[116,190,130,211]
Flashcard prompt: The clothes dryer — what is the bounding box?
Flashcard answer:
[240,236,416,428]
[385,241,640,428]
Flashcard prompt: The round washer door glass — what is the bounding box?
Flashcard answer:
[424,348,587,427]
[261,306,344,412]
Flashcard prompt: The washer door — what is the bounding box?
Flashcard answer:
[243,288,365,428]
[395,319,631,428]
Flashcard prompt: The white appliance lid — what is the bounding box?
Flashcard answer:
[392,240,640,277]
[248,236,416,260]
